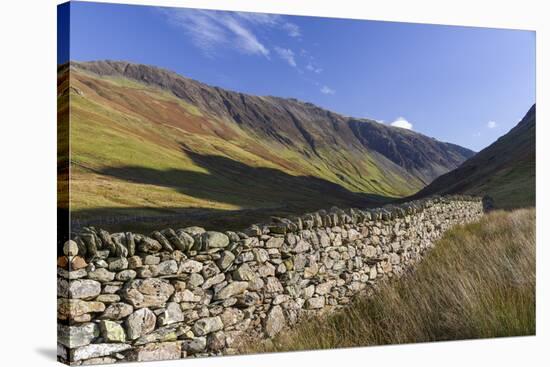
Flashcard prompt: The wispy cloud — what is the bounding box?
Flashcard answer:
[274,47,297,67]
[391,117,413,130]
[306,62,323,73]
[282,22,301,38]
[161,9,302,60]
[487,120,497,129]
[320,85,335,95]
[161,9,271,57]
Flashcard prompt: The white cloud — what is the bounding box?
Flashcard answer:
[274,47,297,67]
[282,22,301,38]
[161,9,303,59]
[473,132,481,137]
[487,120,497,129]
[306,63,323,73]
[162,9,270,57]
[320,86,335,95]
[391,117,413,130]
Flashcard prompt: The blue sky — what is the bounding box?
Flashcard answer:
[60,1,535,151]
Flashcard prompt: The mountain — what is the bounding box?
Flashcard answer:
[59,60,474,231]
[412,104,535,209]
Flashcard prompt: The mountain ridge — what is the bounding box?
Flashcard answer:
[60,60,477,231]
[412,104,535,209]
[67,60,474,186]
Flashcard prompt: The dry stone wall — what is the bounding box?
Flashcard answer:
[57,195,483,365]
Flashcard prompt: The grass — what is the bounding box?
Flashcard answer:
[249,208,535,353]
[64,68,416,230]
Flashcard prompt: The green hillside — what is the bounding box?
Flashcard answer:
[60,61,474,231]
[413,105,536,209]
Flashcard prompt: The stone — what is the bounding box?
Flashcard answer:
[303,263,319,278]
[57,256,69,269]
[174,289,201,303]
[68,279,102,299]
[57,278,69,298]
[88,268,115,282]
[262,304,286,339]
[207,331,226,351]
[266,236,284,248]
[71,343,131,362]
[144,255,160,265]
[179,260,203,273]
[94,294,120,304]
[127,342,182,362]
[293,240,310,253]
[151,260,178,276]
[257,261,275,277]
[115,269,137,281]
[71,256,88,270]
[133,325,178,345]
[233,263,256,281]
[265,277,284,293]
[369,267,378,280]
[64,240,79,256]
[158,302,184,326]
[57,268,87,280]
[183,337,207,353]
[202,273,225,289]
[182,226,206,237]
[315,281,334,295]
[306,296,325,309]
[214,281,249,300]
[138,237,162,253]
[122,278,174,308]
[126,308,157,340]
[202,231,230,248]
[253,248,269,263]
[217,250,235,270]
[101,302,133,320]
[188,273,205,288]
[99,320,126,342]
[108,257,128,271]
[81,356,118,365]
[57,299,105,320]
[193,316,224,336]
[57,322,99,348]
[389,253,401,264]
[128,256,143,269]
[220,308,243,327]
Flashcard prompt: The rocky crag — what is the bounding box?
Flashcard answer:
[58,196,483,365]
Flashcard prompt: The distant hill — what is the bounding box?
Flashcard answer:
[412,104,535,209]
[59,60,474,230]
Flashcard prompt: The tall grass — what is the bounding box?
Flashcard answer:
[250,209,535,353]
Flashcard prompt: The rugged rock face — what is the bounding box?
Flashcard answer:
[58,196,483,365]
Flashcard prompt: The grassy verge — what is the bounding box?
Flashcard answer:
[250,208,535,353]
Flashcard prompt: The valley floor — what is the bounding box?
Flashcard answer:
[247,208,535,352]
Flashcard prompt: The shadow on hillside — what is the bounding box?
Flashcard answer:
[71,148,394,233]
